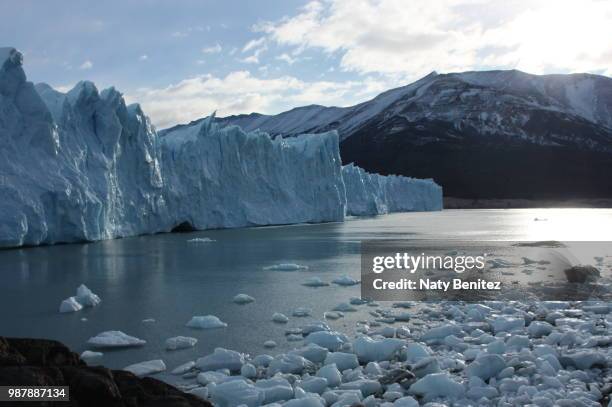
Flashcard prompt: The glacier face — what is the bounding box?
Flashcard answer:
[342,164,442,216]
[160,115,346,230]
[0,47,441,248]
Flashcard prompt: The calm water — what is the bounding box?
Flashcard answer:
[1,209,611,383]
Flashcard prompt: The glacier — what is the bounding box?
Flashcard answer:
[0,47,442,248]
[342,164,442,216]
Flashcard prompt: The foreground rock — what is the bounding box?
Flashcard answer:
[0,337,210,407]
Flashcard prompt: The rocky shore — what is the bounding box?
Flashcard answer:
[0,337,211,406]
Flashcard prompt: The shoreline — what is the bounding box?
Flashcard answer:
[444,197,612,209]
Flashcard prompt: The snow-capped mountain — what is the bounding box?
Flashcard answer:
[206,70,612,199]
[198,70,612,147]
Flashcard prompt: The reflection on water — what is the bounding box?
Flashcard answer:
[1,209,611,382]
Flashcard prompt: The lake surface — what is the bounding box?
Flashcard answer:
[1,209,611,384]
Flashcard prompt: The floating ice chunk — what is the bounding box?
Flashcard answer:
[340,379,382,397]
[324,311,344,320]
[303,277,330,287]
[408,373,464,401]
[333,303,357,312]
[142,318,156,323]
[123,359,166,377]
[268,353,313,375]
[252,354,273,368]
[290,343,329,364]
[404,343,431,363]
[491,316,525,334]
[187,237,215,243]
[196,348,245,372]
[76,284,101,307]
[187,315,228,329]
[166,336,198,350]
[353,336,405,363]
[255,377,294,403]
[80,350,103,362]
[411,357,441,378]
[188,386,209,400]
[466,354,506,380]
[197,371,229,385]
[297,376,329,395]
[317,364,342,388]
[210,379,265,407]
[324,352,359,371]
[264,263,308,271]
[264,340,277,348]
[332,275,360,286]
[284,396,325,407]
[59,297,82,313]
[272,312,289,323]
[305,331,347,351]
[560,351,607,370]
[233,293,255,304]
[241,363,257,379]
[421,324,463,344]
[393,396,419,407]
[293,307,312,317]
[287,334,303,342]
[171,360,196,375]
[301,321,331,335]
[364,361,382,376]
[87,331,146,348]
[528,321,553,338]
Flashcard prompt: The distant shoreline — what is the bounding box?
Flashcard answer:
[444,197,612,209]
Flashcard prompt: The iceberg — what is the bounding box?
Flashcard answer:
[186,315,228,329]
[87,331,146,348]
[195,347,246,372]
[123,359,166,377]
[59,297,82,313]
[165,336,198,350]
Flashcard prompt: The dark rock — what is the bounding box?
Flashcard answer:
[564,265,601,283]
[379,368,416,386]
[0,337,212,407]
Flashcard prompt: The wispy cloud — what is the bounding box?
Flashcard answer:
[139,54,148,61]
[202,43,222,54]
[79,60,93,70]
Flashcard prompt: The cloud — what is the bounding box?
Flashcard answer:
[139,54,148,61]
[202,43,222,54]
[79,60,93,70]
[127,71,388,129]
[276,53,297,64]
[258,0,612,78]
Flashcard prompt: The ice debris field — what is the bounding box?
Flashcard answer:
[0,47,441,249]
[76,297,611,407]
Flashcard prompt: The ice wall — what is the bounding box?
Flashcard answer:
[160,115,346,230]
[0,48,346,248]
[343,164,442,216]
[0,47,169,247]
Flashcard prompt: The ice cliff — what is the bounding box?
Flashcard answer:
[342,164,442,216]
[160,116,346,230]
[0,47,441,248]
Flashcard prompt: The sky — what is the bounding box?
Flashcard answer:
[2,0,612,129]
